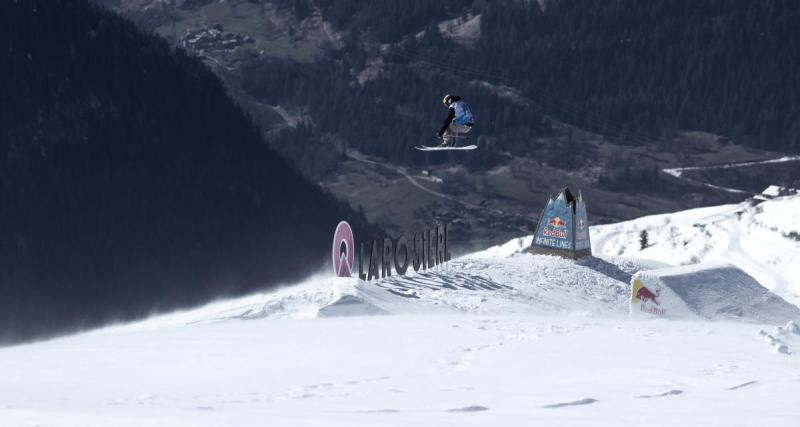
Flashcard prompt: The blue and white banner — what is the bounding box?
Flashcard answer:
[533,192,574,251]
[575,192,591,251]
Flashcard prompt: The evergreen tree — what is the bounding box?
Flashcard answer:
[639,230,650,250]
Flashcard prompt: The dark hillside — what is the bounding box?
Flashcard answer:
[247,0,800,169]
[0,0,366,344]
[90,0,800,253]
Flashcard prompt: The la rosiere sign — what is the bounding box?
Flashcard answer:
[332,221,451,280]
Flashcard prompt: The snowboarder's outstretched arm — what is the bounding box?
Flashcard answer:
[437,108,455,137]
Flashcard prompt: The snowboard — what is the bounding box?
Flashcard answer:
[415,144,478,151]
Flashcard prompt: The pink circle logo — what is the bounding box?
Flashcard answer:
[332,221,355,277]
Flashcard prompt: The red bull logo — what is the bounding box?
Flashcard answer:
[631,279,666,316]
[332,221,355,277]
[632,279,661,305]
[640,304,666,316]
[635,286,661,305]
[576,219,588,240]
[543,228,568,238]
[543,215,568,238]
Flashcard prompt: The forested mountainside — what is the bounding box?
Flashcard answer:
[0,0,369,344]
[100,0,800,177]
[266,0,800,165]
[90,0,800,252]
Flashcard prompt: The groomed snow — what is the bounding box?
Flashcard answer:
[2,314,799,426]
[99,250,635,333]
[2,198,800,426]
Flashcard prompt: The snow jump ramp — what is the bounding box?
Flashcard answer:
[631,261,800,324]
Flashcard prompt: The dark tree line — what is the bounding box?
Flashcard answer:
[242,46,549,172]
[237,0,800,176]
[471,0,800,152]
[0,0,370,344]
[314,0,470,43]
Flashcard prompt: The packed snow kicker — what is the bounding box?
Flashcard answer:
[1,197,800,426]
[629,261,800,323]
[592,191,800,306]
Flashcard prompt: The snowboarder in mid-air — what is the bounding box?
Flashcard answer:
[436,94,474,147]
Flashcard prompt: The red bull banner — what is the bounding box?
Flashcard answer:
[529,188,592,259]
[631,279,667,317]
[575,198,591,251]
[534,194,573,250]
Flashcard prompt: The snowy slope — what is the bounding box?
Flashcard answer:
[97,225,797,336]
[2,311,800,426]
[2,201,800,426]
[592,194,800,306]
[107,248,635,333]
